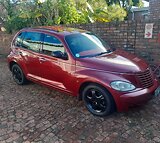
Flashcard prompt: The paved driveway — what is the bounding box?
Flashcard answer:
[0,57,160,143]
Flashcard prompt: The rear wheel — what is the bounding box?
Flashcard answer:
[82,84,115,117]
[11,64,27,85]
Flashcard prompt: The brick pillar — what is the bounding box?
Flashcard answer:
[149,0,160,20]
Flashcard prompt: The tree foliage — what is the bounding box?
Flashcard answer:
[0,0,129,33]
[105,0,144,10]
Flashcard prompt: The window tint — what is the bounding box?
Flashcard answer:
[42,34,64,56]
[22,32,42,52]
[14,32,25,47]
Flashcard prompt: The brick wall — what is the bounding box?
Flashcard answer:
[1,20,160,65]
[149,0,160,20]
[69,20,160,64]
[0,32,14,56]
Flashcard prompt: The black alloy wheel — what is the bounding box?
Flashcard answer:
[12,64,27,85]
[82,84,115,117]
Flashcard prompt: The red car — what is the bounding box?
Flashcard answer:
[7,26,160,116]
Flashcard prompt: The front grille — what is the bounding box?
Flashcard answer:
[136,69,153,88]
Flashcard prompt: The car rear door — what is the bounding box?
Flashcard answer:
[20,31,43,81]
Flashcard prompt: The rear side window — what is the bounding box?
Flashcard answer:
[22,32,43,52]
[14,32,25,47]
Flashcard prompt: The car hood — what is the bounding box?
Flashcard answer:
[76,50,148,73]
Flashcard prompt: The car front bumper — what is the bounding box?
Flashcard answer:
[114,79,159,112]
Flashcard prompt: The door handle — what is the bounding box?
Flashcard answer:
[39,57,47,63]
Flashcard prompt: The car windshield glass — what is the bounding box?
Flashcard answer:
[65,33,111,58]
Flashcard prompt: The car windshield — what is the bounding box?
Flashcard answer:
[65,33,111,58]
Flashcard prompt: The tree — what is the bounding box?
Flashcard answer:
[93,4,127,22]
[74,0,127,23]
[0,0,29,32]
[0,0,127,33]
[105,0,144,20]
[55,0,87,24]
[105,0,144,10]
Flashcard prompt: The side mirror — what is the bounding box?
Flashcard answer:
[111,47,116,51]
[110,44,116,51]
[51,51,68,60]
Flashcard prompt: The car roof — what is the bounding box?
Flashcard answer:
[22,26,88,36]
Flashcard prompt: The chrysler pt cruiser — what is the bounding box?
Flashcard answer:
[7,26,160,116]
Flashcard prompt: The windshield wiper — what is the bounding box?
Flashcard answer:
[78,50,111,58]
[95,50,112,56]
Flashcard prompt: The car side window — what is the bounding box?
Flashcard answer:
[14,32,25,47]
[22,32,42,52]
[42,34,65,56]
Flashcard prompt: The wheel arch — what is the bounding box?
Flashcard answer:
[9,61,18,71]
[79,81,113,101]
[9,60,28,77]
[79,81,93,100]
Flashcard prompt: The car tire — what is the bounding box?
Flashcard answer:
[11,64,27,85]
[82,84,116,117]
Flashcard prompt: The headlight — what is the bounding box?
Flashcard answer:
[110,81,135,91]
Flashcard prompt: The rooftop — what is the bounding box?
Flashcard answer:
[30,26,88,36]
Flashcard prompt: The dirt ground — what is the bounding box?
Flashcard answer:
[0,57,160,143]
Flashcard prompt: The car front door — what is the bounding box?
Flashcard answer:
[38,34,75,93]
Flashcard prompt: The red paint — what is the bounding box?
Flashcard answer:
[146,32,151,37]
[7,26,159,112]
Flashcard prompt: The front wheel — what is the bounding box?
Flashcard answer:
[82,84,116,117]
[11,64,27,85]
